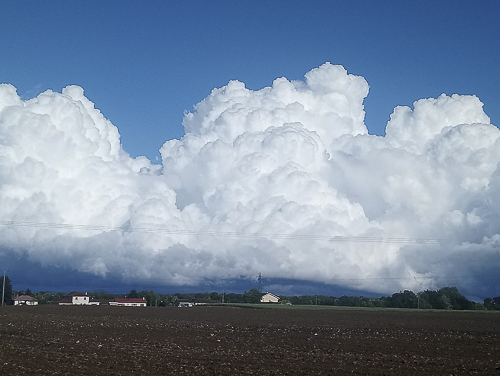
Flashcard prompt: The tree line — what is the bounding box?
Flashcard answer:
[2,275,500,310]
[279,287,485,310]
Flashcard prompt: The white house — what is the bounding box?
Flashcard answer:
[109,298,147,307]
[14,295,38,306]
[58,292,92,305]
[260,292,280,303]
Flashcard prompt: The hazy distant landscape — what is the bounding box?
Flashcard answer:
[4,278,500,311]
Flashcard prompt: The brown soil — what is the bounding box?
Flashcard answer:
[1,305,499,375]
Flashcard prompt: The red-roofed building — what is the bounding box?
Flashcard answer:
[14,295,38,306]
[109,298,147,307]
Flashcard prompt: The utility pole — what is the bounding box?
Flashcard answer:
[1,269,6,306]
[414,277,423,309]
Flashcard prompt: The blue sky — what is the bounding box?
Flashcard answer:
[1,2,500,298]
[2,1,499,161]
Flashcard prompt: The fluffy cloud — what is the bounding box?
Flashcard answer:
[1,62,499,297]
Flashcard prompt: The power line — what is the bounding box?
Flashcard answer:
[0,219,447,244]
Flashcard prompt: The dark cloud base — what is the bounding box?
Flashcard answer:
[3,251,379,297]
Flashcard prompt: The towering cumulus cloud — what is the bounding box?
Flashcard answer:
[1,63,499,297]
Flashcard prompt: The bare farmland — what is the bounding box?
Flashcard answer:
[1,305,499,375]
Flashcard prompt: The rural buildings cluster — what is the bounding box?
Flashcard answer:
[12,291,281,307]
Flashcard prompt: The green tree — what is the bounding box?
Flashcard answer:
[368,297,384,307]
[484,296,500,310]
[438,287,473,310]
[33,291,66,304]
[139,290,158,306]
[419,290,450,309]
[285,295,311,305]
[210,292,222,302]
[224,293,244,303]
[389,290,418,308]
[91,289,116,299]
[162,294,177,306]
[483,298,493,309]
[1,275,13,305]
[127,289,139,298]
[243,289,262,303]
[338,295,363,307]
[493,297,500,310]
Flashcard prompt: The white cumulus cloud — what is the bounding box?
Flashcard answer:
[1,62,499,297]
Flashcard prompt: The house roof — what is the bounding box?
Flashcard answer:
[261,292,280,299]
[113,298,146,303]
[14,295,34,301]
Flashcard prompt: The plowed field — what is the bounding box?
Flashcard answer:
[1,305,499,375]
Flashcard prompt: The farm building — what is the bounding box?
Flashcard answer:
[58,292,99,305]
[260,292,280,303]
[56,293,147,306]
[175,298,216,307]
[176,299,194,307]
[109,298,147,307]
[14,295,38,306]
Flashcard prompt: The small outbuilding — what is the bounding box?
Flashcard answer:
[14,295,38,306]
[176,299,194,307]
[175,298,216,307]
[260,292,280,303]
[109,298,147,307]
